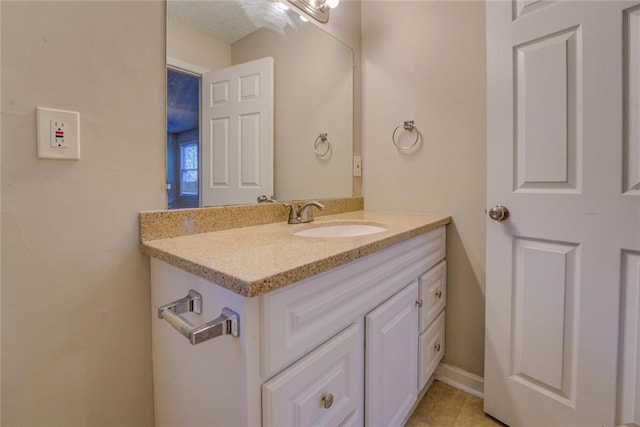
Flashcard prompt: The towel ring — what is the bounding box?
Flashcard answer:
[314,133,331,157]
[392,120,420,151]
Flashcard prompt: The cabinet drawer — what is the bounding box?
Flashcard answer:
[262,323,364,427]
[418,310,445,391]
[419,260,447,334]
[423,225,446,272]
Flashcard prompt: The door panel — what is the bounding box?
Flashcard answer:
[511,238,578,404]
[486,1,640,425]
[514,26,580,192]
[211,117,229,186]
[239,113,260,186]
[513,0,557,20]
[201,57,273,206]
[620,250,640,425]
[621,14,640,421]
[625,7,640,195]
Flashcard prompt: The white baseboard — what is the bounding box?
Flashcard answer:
[434,363,484,398]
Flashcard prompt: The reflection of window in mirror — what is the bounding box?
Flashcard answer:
[180,142,198,197]
[167,68,200,209]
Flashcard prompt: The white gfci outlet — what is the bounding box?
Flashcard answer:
[50,120,68,148]
[37,107,80,160]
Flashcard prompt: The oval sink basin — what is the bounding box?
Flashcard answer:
[293,222,387,238]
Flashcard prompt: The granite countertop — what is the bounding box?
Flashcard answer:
[141,210,451,297]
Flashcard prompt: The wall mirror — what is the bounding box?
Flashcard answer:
[166,0,354,208]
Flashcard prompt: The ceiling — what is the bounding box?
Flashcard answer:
[167,0,259,44]
[167,69,199,134]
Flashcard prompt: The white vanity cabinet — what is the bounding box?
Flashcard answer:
[150,226,446,427]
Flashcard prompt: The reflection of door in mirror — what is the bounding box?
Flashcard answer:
[167,68,200,209]
[167,58,274,208]
[201,57,274,207]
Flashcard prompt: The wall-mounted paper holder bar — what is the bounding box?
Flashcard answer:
[157,290,239,345]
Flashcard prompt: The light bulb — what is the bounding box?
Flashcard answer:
[325,0,339,8]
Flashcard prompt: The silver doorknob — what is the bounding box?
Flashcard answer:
[488,205,510,222]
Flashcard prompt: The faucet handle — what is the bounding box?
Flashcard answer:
[284,204,299,223]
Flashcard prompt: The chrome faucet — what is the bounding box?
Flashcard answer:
[286,201,326,224]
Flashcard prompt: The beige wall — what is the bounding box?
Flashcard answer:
[322,0,363,196]
[232,25,354,201]
[1,1,165,425]
[361,1,487,376]
[0,1,486,424]
[167,19,231,71]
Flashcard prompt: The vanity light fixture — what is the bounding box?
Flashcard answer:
[241,0,296,36]
[286,0,339,23]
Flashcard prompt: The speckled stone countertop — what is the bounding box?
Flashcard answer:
[141,211,450,297]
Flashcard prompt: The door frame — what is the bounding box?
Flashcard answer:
[166,57,210,208]
[167,57,210,77]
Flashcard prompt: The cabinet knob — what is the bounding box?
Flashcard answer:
[415,299,423,308]
[434,343,441,352]
[321,393,334,409]
[435,290,442,299]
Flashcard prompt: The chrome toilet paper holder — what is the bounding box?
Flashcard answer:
[157,290,239,345]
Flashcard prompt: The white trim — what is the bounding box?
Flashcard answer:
[166,56,211,76]
[434,363,484,399]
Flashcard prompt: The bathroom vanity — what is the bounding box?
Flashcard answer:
[141,207,449,426]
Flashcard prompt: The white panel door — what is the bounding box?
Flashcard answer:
[201,57,273,206]
[365,282,418,427]
[486,1,640,426]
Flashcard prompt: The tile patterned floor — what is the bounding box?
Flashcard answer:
[405,380,506,427]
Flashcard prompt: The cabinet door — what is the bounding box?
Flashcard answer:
[262,323,364,427]
[365,281,419,426]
